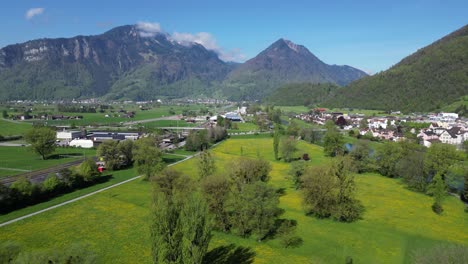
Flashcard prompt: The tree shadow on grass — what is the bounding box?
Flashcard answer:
[47,153,84,159]
[202,244,255,264]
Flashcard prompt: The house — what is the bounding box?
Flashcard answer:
[439,127,464,145]
[224,112,242,122]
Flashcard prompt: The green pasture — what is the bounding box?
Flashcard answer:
[228,122,259,132]
[0,119,32,136]
[0,138,467,263]
[0,147,96,178]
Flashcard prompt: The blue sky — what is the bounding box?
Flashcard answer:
[0,0,466,73]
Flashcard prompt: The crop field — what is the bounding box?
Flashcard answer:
[0,146,96,178]
[0,138,467,263]
[0,119,32,136]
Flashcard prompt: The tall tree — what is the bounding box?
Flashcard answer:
[376,142,403,177]
[323,120,344,157]
[427,173,446,214]
[197,150,216,179]
[280,137,297,162]
[273,126,280,160]
[151,170,211,264]
[24,126,56,160]
[133,137,164,180]
[97,141,121,170]
[201,175,231,231]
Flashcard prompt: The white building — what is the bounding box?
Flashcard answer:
[69,139,94,148]
[56,130,81,141]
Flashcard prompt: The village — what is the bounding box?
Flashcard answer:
[295,109,468,149]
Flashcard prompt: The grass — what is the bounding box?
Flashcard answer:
[24,105,204,126]
[228,122,259,133]
[0,138,467,263]
[139,119,198,129]
[0,119,32,136]
[0,147,96,178]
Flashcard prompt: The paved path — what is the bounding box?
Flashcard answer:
[0,167,31,172]
[123,115,180,125]
[0,153,197,227]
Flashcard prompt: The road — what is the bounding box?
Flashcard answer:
[123,115,180,125]
[0,152,197,227]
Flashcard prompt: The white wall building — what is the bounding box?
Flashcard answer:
[56,130,81,141]
[69,139,94,148]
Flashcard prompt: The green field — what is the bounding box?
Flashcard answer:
[139,119,198,129]
[0,138,466,263]
[0,147,96,178]
[22,105,205,126]
[0,119,32,136]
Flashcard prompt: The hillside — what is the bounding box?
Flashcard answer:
[267,82,340,106]
[0,25,230,101]
[324,24,468,112]
[222,39,367,101]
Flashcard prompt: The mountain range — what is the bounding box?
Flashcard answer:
[0,25,366,101]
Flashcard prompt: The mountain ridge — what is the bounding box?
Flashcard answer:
[0,25,365,101]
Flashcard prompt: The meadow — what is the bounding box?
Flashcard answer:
[0,119,32,136]
[0,146,96,178]
[0,138,467,263]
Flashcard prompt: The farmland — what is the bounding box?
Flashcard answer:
[0,146,96,178]
[0,119,32,136]
[0,137,466,263]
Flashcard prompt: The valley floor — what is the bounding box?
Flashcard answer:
[0,137,466,263]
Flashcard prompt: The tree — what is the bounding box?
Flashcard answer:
[323,120,344,157]
[2,110,7,118]
[118,140,134,167]
[133,137,164,180]
[42,174,61,193]
[197,150,216,179]
[425,143,461,178]
[151,170,211,264]
[228,158,271,190]
[201,175,231,231]
[280,137,297,162]
[301,157,362,222]
[229,181,279,241]
[359,118,368,129]
[397,151,427,192]
[273,126,280,160]
[376,142,403,177]
[78,158,100,182]
[288,160,308,189]
[349,140,372,173]
[24,126,56,160]
[286,120,300,137]
[185,130,210,151]
[97,141,121,170]
[277,220,303,248]
[301,166,337,218]
[427,173,446,214]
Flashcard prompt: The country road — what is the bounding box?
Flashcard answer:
[123,115,180,125]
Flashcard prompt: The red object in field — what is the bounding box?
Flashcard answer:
[98,166,103,173]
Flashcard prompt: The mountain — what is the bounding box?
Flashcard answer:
[0,27,367,101]
[267,82,340,106]
[324,24,468,112]
[0,25,231,100]
[222,38,368,101]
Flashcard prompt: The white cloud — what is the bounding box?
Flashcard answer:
[171,32,245,62]
[135,21,246,62]
[25,8,45,20]
[136,21,162,37]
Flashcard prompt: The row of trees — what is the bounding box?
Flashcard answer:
[185,126,228,151]
[0,159,100,214]
[150,151,303,263]
[319,119,466,214]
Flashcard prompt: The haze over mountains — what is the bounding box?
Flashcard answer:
[0,24,366,101]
